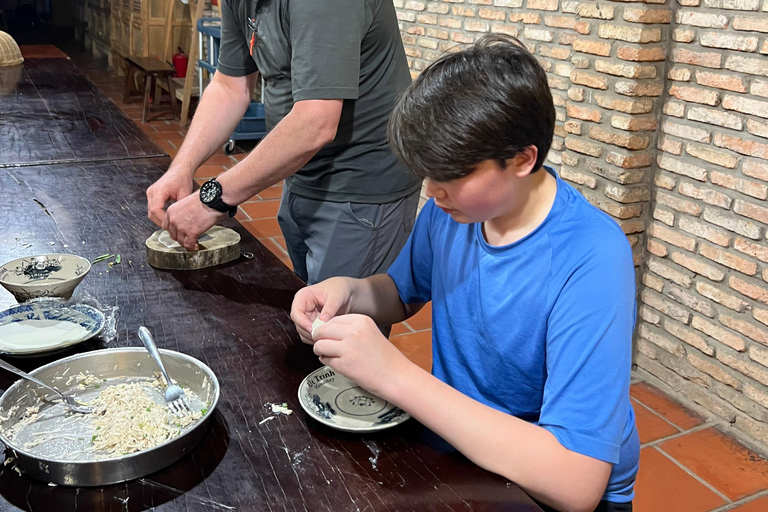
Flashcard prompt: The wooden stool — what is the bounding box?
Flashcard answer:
[122,57,179,123]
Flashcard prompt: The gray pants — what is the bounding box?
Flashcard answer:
[277,188,420,286]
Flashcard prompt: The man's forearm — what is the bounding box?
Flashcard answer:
[216,99,342,206]
[170,76,253,176]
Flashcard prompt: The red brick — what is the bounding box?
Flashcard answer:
[588,125,649,150]
[703,208,762,240]
[656,191,701,216]
[671,251,726,281]
[700,243,759,275]
[598,24,661,43]
[695,71,748,93]
[722,314,768,347]
[649,257,692,286]
[730,276,768,304]
[569,71,608,90]
[668,67,691,82]
[657,154,707,181]
[714,133,768,159]
[647,239,669,257]
[669,85,720,106]
[735,238,768,263]
[595,60,657,78]
[711,171,768,199]
[672,28,696,43]
[692,316,746,351]
[649,222,697,251]
[663,101,686,118]
[748,119,768,139]
[564,137,603,157]
[723,95,768,120]
[572,39,612,56]
[676,10,729,28]
[560,166,598,188]
[678,181,732,208]
[662,120,711,143]
[672,48,723,69]
[697,282,750,312]
[700,32,760,52]
[615,81,664,97]
[544,15,576,29]
[751,80,768,98]
[567,102,601,122]
[526,0,558,10]
[755,308,768,327]
[735,199,768,224]
[725,55,768,76]
[623,7,672,24]
[688,107,744,130]
[743,160,768,182]
[509,12,540,23]
[578,4,614,19]
[595,94,653,113]
[687,144,740,169]
[611,114,657,132]
[733,16,768,32]
[679,218,732,248]
[658,136,683,155]
[606,151,653,169]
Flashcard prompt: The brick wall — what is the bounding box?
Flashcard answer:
[395,0,768,448]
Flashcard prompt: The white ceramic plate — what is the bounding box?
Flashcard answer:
[298,366,410,433]
[0,302,105,356]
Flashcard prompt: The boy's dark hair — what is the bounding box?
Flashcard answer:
[388,34,555,181]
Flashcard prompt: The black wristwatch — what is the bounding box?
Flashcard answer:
[199,178,237,218]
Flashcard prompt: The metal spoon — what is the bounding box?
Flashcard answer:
[137,326,192,416]
[0,358,92,414]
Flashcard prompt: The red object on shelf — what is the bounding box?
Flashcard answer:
[172,48,188,78]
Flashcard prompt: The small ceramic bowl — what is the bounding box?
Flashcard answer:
[0,254,91,302]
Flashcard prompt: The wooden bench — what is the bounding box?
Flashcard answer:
[122,56,179,123]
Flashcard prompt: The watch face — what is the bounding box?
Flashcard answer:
[200,180,220,204]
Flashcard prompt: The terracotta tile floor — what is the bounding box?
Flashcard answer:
[72,51,768,512]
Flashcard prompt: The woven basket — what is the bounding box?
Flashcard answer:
[0,31,23,67]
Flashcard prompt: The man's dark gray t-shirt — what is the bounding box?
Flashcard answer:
[217,0,421,204]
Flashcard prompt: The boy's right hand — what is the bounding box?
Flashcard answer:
[146,169,195,227]
[290,277,353,345]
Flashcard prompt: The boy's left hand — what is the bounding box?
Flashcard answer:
[312,314,412,399]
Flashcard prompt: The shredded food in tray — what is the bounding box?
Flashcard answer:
[3,372,203,459]
[90,380,200,456]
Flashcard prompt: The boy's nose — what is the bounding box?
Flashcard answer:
[424,178,444,199]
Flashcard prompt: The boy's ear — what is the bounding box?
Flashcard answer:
[508,146,539,177]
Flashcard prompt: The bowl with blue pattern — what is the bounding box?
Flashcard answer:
[0,301,105,355]
[0,254,91,302]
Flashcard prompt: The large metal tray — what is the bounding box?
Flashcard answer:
[0,348,220,486]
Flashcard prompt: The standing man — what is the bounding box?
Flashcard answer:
[147,0,422,285]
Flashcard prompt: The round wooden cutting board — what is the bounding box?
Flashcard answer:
[145,226,241,270]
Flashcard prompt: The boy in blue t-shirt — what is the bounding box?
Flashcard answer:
[290,34,639,512]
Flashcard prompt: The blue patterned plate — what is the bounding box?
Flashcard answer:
[298,366,410,433]
[0,302,105,356]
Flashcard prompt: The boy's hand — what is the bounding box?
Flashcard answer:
[312,314,411,399]
[290,278,353,344]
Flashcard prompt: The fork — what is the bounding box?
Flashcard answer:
[0,358,92,414]
[137,326,193,417]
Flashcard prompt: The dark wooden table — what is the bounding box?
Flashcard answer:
[0,58,165,168]
[0,158,543,511]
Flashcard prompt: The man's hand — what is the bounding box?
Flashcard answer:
[146,171,195,227]
[312,314,412,399]
[162,193,224,251]
[290,278,354,344]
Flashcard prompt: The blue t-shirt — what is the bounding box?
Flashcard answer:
[387,167,640,503]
